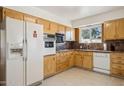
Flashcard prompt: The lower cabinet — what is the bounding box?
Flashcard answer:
[111,53,124,78]
[74,51,93,70]
[56,52,70,73]
[68,52,75,68]
[44,51,93,78]
[44,55,56,78]
[74,51,83,68]
[83,52,93,70]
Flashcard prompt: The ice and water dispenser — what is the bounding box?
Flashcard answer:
[7,43,23,59]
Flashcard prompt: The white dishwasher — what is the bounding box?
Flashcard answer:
[93,52,110,74]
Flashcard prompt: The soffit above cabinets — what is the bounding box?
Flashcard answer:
[37,6,123,21]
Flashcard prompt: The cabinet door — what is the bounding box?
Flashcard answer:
[111,68,121,76]
[75,54,83,67]
[24,14,37,23]
[65,27,71,41]
[71,28,75,41]
[44,56,56,78]
[69,52,74,67]
[116,19,124,39]
[65,27,75,41]
[103,21,116,40]
[37,19,50,33]
[50,22,58,34]
[44,57,49,77]
[83,55,93,70]
[5,8,23,20]
[58,25,65,34]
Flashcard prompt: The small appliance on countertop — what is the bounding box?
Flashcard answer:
[106,40,124,52]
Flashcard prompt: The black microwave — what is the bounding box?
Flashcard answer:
[56,33,65,43]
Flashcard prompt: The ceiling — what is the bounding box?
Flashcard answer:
[37,6,123,21]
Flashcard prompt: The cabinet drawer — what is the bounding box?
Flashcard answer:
[111,64,121,70]
[121,65,124,70]
[56,62,68,72]
[121,70,124,76]
[111,53,124,59]
[111,59,122,64]
[121,60,124,64]
[111,68,121,76]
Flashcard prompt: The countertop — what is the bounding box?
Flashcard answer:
[56,49,112,53]
[44,49,124,56]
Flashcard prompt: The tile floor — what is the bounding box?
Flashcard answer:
[41,68,124,86]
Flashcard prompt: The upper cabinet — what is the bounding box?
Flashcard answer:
[58,25,65,34]
[4,8,23,20]
[79,24,102,43]
[65,27,75,41]
[103,20,117,41]
[37,19,66,34]
[116,19,124,39]
[2,8,69,35]
[0,8,3,22]
[50,22,58,34]
[24,14,37,23]
[75,28,80,43]
[37,19,51,34]
[103,18,124,41]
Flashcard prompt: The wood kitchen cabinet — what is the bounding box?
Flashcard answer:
[0,7,3,22]
[68,51,75,68]
[37,19,51,34]
[58,25,66,34]
[56,51,74,73]
[75,28,80,43]
[74,51,83,68]
[24,14,37,23]
[74,51,93,70]
[104,18,124,40]
[116,19,124,39]
[83,52,93,70]
[56,52,69,72]
[50,22,58,34]
[103,20,116,40]
[65,27,75,41]
[37,19,58,34]
[111,53,124,78]
[44,55,56,78]
[4,8,23,21]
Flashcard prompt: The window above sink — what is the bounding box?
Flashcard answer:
[79,24,102,43]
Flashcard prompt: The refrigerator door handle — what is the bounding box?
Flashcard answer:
[22,39,25,61]
[25,39,28,62]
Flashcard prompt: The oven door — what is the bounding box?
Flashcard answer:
[56,33,64,43]
[45,41,54,48]
[43,41,56,56]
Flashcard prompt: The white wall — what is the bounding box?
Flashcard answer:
[72,8,124,28]
[5,6,72,27]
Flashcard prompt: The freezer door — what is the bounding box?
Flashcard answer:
[26,22,43,85]
[6,17,25,86]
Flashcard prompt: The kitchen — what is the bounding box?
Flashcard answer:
[0,6,124,86]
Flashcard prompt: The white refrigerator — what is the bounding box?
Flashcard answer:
[6,17,43,86]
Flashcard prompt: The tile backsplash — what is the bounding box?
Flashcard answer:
[56,41,104,51]
[56,40,124,51]
[106,40,124,51]
[73,42,104,50]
